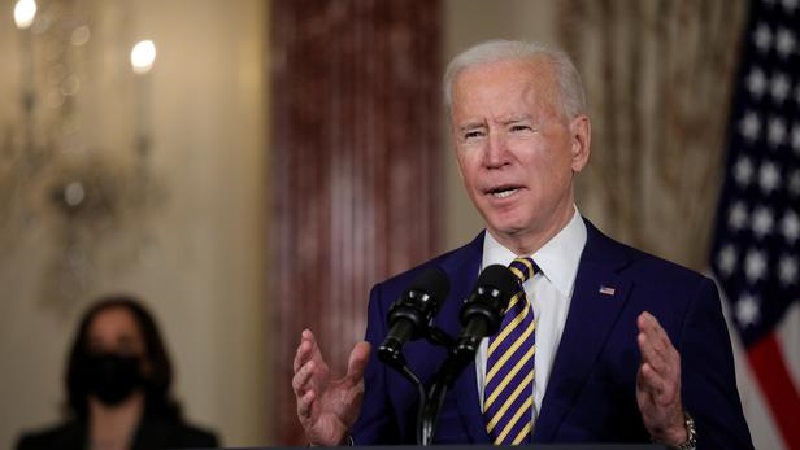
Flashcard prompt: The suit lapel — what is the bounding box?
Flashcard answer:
[434,231,490,444]
[426,223,633,443]
[533,221,633,442]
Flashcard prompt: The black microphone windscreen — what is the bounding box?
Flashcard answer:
[475,264,518,295]
[409,266,450,303]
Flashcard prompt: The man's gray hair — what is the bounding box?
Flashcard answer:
[443,40,587,119]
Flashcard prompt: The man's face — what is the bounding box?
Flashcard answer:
[450,57,590,250]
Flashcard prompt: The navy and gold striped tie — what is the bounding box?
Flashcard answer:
[484,257,538,445]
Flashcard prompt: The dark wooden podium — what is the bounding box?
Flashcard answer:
[206,446,668,449]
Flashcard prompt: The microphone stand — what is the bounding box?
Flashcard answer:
[420,328,483,445]
[420,352,472,445]
[383,323,489,445]
[381,325,456,445]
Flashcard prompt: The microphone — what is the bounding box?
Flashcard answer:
[377,266,450,368]
[418,265,519,444]
[453,264,519,360]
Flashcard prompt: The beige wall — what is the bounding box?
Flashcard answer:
[0,0,267,447]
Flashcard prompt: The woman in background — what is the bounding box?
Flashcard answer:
[15,294,219,450]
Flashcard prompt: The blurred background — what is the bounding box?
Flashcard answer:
[0,0,797,449]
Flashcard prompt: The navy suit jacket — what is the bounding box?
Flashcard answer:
[351,220,753,449]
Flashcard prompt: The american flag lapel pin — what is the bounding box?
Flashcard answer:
[599,286,616,296]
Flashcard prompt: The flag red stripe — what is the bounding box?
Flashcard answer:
[746,332,800,450]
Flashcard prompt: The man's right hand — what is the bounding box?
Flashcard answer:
[292,329,371,446]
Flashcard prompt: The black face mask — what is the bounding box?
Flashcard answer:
[84,353,143,406]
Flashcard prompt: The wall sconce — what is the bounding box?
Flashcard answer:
[14,0,36,159]
[131,39,156,180]
[3,0,165,309]
[13,0,36,29]
[131,39,156,74]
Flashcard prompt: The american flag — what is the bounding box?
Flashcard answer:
[710,0,800,449]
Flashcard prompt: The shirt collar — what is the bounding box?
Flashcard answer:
[482,206,588,297]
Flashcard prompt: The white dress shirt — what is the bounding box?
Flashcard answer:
[476,206,587,419]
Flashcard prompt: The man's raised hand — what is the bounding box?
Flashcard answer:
[635,312,686,446]
[293,329,371,446]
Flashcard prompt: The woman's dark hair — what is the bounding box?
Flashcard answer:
[65,294,182,420]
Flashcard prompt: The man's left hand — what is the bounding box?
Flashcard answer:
[636,311,687,446]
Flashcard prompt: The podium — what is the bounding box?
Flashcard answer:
[207,446,668,449]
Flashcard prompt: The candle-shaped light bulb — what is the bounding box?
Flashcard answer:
[130,40,157,74]
[14,0,36,29]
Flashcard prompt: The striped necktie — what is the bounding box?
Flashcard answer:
[484,256,538,445]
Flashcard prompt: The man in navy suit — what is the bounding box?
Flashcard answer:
[292,40,754,449]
